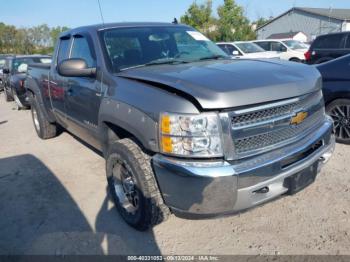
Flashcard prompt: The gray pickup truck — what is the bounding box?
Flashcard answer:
[26,22,335,231]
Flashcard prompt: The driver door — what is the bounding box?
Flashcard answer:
[64,34,102,148]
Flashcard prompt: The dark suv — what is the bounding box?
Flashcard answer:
[2,55,51,108]
[305,32,350,64]
[0,55,9,91]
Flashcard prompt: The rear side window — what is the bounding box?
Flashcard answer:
[346,34,350,49]
[57,38,71,64]
[255,41,270,51]
[70,36,96,67]
[217,44,229,55]
[314,34,346,49]
[226,44,239,54]
[271,42,286,52]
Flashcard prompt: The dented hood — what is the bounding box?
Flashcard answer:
[117,59,322,110]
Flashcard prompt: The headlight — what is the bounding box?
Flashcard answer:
[159,112,223,157]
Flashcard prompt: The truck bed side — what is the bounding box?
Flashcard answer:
[26,63,56,122]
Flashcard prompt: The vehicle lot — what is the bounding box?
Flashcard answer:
[0,96,349,255]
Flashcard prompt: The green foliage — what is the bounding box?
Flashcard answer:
[180,1,219,40]
[180,0,256,42]
[254,17,273,29]
[0,22,69,55]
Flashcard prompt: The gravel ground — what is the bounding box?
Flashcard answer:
[0,94,349,256]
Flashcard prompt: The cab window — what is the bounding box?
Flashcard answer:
[57,38,71,64]
[70,36,96,67]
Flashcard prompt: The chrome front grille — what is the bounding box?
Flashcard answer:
[229,91,325,159]
[232,103,298,128]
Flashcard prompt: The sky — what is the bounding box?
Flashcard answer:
[1,0,350,28]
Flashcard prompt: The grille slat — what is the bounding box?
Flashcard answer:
[230,91,325,158]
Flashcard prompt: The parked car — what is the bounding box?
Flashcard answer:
[316,54,350,144]
[26,22,334,231]
[0,55,9,91]
[305,32,350,64]
[2,55,51,108]
[253,39,308,62]
[217,41,280,59]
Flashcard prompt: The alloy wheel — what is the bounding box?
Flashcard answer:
[112,159,139,214]
[329,104,350,141]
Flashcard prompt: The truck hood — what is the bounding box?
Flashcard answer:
[117,59,321,110]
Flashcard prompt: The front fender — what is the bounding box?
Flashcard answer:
[99,98,159,152]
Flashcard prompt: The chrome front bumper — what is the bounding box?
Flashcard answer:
[152,117,335,218]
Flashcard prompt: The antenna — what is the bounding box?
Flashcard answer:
[97,0,105,25]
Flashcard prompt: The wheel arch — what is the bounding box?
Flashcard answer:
[99,100,160,156]
[25,78,56,123]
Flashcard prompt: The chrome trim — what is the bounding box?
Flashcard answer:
[233,135,335,211]
[219,112,236,160]
[232,96,300,116]
[227,91,325,160]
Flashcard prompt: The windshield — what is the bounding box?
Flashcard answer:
[0,59,5,69]
[101,26,228,72]
[234,42,265,53]
[282,40,306,50]
[13,57,52,73]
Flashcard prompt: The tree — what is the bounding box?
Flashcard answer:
[50,26,70,46]
[180,0,217,39]
[217,0,256,41]
[254,16,273,29]
[0,22,69,55]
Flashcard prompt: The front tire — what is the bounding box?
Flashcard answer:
[31,96,57,139]
[106,138,170,231]
[326,99,350,144]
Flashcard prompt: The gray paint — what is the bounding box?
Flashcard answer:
[119,59,322,109]
[25,22,337,218]
[257,9,345,41]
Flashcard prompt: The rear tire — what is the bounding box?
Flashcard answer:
[4,88,14,102]
[31,95,57,139]
[289,58,301,63]
[106,138,170,231]
[13,91,29,110]
[326,99,350,145]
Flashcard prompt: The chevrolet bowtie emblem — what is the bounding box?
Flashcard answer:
[290,111,308,125]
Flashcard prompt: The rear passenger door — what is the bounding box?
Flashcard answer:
[255,41,271,51]
[64,33,101,148]
[50,36,71,124]
[314,33,347,61]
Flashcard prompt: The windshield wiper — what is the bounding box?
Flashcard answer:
[120,59,188,71]
[198,55,228,61]
[145,58,189,66]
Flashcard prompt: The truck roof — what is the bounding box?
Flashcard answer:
[60,22,190,37]
[5,55,51,59]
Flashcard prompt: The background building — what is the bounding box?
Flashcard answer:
[256,7,350,42]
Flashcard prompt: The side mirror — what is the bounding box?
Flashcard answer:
[232,50,240,56]
[57,58,96,78]
[2,68,10,74]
